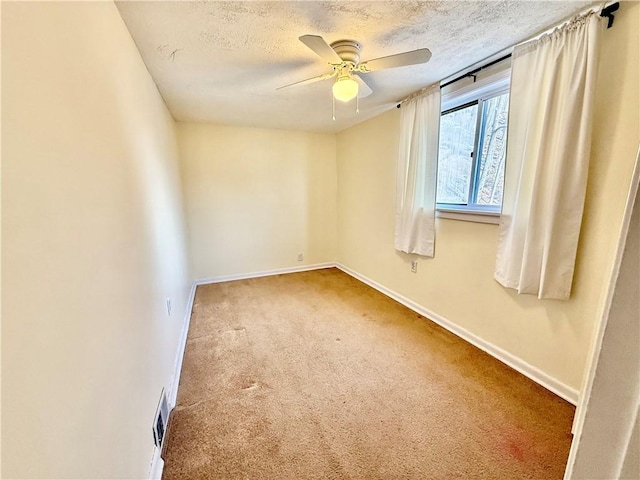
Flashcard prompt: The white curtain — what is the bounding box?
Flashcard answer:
[495,12,601,299]
[395,84,441,257]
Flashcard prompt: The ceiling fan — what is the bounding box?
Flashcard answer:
[278,35,432,105]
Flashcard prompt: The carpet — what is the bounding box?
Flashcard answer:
[162,268,574,479]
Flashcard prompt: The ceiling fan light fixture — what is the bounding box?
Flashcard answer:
[332,76,359,102]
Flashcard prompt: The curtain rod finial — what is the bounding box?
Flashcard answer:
[600,2,619,28]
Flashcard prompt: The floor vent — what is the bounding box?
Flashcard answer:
[153,388,170,448]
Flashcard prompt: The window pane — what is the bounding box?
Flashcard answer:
[475,93,509,206]
[436,103,478,205]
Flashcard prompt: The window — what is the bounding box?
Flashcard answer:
[436,71,510,221]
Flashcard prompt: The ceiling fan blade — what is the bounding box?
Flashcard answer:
[354,74,373,98]
[299,35,343,64]
[276,72,335,90]
[358,48,432,73]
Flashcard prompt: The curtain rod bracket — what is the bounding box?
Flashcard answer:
[398,2,619,108]
[600,2,619,28]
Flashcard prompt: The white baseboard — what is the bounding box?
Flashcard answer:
[154,260,578,476]
[195,262,335,285]
[335,263,579,405]
[149,261,579,478]
[149,281,198,479]
[149,446,164,480]
[167,282,198,409]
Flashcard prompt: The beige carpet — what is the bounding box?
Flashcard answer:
[162,268,574,479]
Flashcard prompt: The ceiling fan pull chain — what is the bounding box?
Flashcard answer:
[356,95,359,114]
[332,94,336,121]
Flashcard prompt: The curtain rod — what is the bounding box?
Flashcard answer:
[397,1,620,109]
[439,53,512,90]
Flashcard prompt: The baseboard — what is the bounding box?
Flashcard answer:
[149,281,197,479]
[167,281,198,409]
[335,263,580,405]
[150,261,579,478]
[195,262,335,285]
[157,259,578,480]
[149,446,164,480]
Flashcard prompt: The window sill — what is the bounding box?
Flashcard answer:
[436,208,500,225]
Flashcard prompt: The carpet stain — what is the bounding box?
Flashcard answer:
[220,327,248,347]
[507,441,526,462]
[492,425,540,464]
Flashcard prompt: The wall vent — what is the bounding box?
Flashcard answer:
[152,388,170,448]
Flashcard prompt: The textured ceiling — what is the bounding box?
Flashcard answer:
[116,1,595,133]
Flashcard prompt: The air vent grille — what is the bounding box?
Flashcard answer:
[153,388,170,448]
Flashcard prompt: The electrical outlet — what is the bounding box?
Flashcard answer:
[166,298,172,316]
[411,260,418,273]
[297,253,304,262]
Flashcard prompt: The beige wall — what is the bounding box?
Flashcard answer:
[2,2,191,478]
[336,3,639,393]
[177,123,337,280]
[1,1,637,477]
[567,156,639,479]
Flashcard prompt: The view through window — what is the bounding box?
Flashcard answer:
[436,90,509,213]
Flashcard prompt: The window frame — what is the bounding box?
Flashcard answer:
[436,69,511,223]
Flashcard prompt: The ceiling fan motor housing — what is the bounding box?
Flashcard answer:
[330,39,362,65]
[278,34,431,103]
